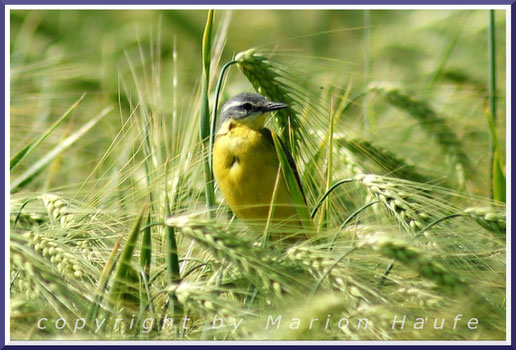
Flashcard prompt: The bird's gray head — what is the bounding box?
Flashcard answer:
[218,92,288,130]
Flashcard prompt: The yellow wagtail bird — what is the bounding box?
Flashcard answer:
[213,92,307,238]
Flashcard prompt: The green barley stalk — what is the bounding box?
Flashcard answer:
[487,10,505,202]
[318,99,335,231]
[200,10,216,214]
[209,59,236,174]
[164,186,182,316]
[140,212,152,311]
[310,178,354,219]
[486,108,506,203]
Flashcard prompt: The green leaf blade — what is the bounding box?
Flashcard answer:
[271,132,314,232]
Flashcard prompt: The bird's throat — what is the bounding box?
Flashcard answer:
[217,114,267,135]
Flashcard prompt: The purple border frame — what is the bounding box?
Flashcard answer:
[2,1,513,349]
[0,0,515,4]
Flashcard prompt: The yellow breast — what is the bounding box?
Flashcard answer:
[213,123,301,229]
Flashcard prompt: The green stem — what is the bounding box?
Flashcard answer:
[488,10,497,200]
[209,60,237,172]
[200,10,216,215]
[13,197,39,229]
[311,178,354,218]
[488,10,497,125]
[363,10,371,128]
[339,201,378,229]
[415,213,464,239]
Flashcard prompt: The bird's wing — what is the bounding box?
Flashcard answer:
[261,128,307,205]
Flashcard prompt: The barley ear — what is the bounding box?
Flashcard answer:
[235,49,299,150]
[464,207,506,235]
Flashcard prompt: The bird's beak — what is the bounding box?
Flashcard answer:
[265,102,288,112]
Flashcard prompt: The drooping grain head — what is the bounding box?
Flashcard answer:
[235,49,300,149]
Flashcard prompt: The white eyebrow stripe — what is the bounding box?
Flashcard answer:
[221,100,244,112]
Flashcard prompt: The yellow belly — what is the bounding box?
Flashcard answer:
[213,125,301,229]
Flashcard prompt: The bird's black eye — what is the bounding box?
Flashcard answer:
[242,103,252,111]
